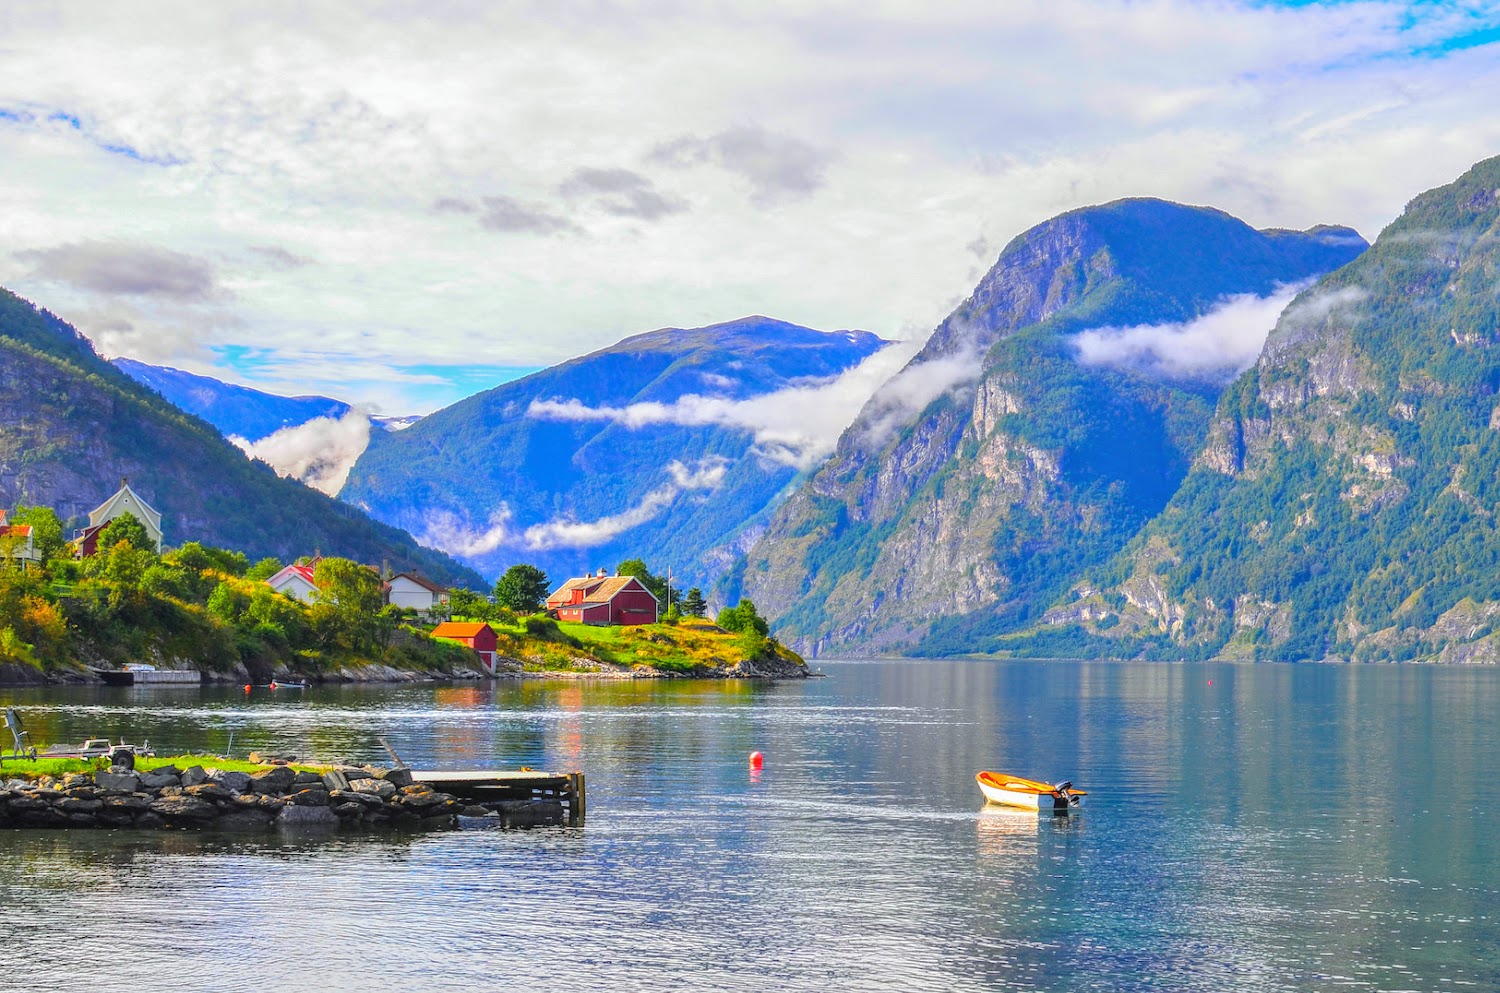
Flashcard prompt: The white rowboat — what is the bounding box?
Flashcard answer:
[976,771,1085,813]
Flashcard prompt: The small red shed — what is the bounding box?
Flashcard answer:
[546,572,660,626]
[430,621,500,673]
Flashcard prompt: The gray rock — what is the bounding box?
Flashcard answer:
[138,772,180,789]
[55,797,103,814]
[184,783,233,802]
[134,812,166,830]
[330,802,367,818]
[285,789,330,807]
[148,795,217,820]
[328,789,383,808]
[214,771,252,793]
[340,767,374,782]
[276,805,340,831]
[322,770,350,792]
[383,769,414,788]
[152,765,183,778]
[61,773,92,789]
[292,771,323,786]
[215,809,273,832]
[95,770,141,792]
[102,794,152,812]
[456,813,501,830]
[180,765,209,787]
[350,778,397,799]
[249,766,297,794]
[495,799,565,829]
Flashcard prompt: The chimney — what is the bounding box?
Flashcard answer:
[597,567,607,578]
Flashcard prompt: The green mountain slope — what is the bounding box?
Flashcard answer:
[1037,156,1500,662]
[736,199,1367,656]
[0,290,484,589]
[341,316,888,587]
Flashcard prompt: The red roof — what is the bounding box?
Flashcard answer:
[430,621,493,639]
[1,524,32,538]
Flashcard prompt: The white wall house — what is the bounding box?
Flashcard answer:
[266,563,319,604]
[0,511,42,570]
[77,479,164,554]
[388,572,450,613]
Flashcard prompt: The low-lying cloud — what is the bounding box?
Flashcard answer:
[416,457,729,556]
[232,410,372,495]
[528,340,922,469]
[852,346,984,450]
[19,241,220,300]
[1071,284,1310,379]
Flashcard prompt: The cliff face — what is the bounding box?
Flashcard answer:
[736,199,1367,657]
[1040,156,1500,662]
[0,291,484,588]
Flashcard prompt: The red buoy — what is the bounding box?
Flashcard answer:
[243,684,252,692]
[749,751,764,770]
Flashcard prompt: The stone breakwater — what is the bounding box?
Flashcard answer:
[0,764,533,833]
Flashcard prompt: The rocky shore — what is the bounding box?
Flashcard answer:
[0,764,562,832]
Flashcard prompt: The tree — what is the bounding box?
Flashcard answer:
[97,512,156,555]
[311,558,386,652]
[246,557,283,582]
[494,564,550,613]
[10,506,65,562]
[680,587,707,618]
[716,599,769,636]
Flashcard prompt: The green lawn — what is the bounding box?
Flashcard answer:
[0,753,326,781]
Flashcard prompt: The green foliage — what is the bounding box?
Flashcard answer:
[617,558,682,609]
[98,512,155,554]
[10,506,64,561]
[493,564,550,613]
[717,599,769,636]
[245,557,282,582]
[680,587,707,618]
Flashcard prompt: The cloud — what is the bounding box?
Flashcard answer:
[651,126,834,205]
[521,457,728,549]
[416,457,728,556]
[557,167,688,221]
[1070,283,1310,379]
[232,410,372,495]
[418,506,516,558]
[18,241,219,300]
[527,341,919,469]
[479,196,581,236]
[249,245,311,270]
[1264,284,1370,355]
[852,345,984,450]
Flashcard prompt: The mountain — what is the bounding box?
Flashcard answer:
[0,290,485,589]
[1037,156,1500,662]
[734,198,1368,656]
[113,358,354,442]
[339,316,890,586]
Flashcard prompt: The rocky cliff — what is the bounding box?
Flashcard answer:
[1036,156,1500,662]
[736,199,1367,656]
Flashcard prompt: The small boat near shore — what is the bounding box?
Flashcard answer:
[92,664,202,686]
[976,771,1085,813]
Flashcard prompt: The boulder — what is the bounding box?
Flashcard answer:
[148,795,218,820]
[138,772,180,790]
[328,790,383,808]
[102,794,152,812]
[276,805,340,831]
[350,778,397,799]
[292,771,324,786]
[61,773,92,790]
[134,812,166,830]
[494,799,564,829]
[340,767,374,782]
[330,802,367,819]
[184,783,233,803]
[383,769,414,788]
[55,797,103,814]
[285,789,330,807]
[249,767,297,794]
[95,770,141,792]
[180,766,209,788]
[214,771,252,793]
[322,771,350,792]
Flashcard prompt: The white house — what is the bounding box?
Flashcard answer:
[388,572,450,613]
[76,479,164,555]
[0,511,42,570]
[266,562,320,604]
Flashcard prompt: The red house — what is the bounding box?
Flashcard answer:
[430,621,500,674]
[546,571,660,626]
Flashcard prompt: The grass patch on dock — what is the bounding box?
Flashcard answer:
[0,754,325,781]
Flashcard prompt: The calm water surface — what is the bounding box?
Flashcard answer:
[1,659,1497,992]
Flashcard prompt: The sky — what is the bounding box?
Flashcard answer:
[1,1,1499,415]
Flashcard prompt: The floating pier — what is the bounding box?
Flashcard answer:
[412,769,587,826]
[92,669,204,686]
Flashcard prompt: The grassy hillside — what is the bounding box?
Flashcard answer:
[0,289,483,589]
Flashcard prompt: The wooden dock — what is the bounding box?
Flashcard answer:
[412,769,586,826]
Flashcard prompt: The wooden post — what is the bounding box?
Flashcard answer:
[567,772,587,826]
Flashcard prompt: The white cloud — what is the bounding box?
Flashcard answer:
[1070,283,1309,379]
[414,457,730,556]
[521,457,729,550]
[0,3,1495,410]
[528,341,923,469]
[232,410,372,495]
[852,345,985,450]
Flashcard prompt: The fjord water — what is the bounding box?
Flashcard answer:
[2,660,1497,992]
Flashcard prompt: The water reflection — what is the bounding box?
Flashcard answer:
[2,661,1499,991]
